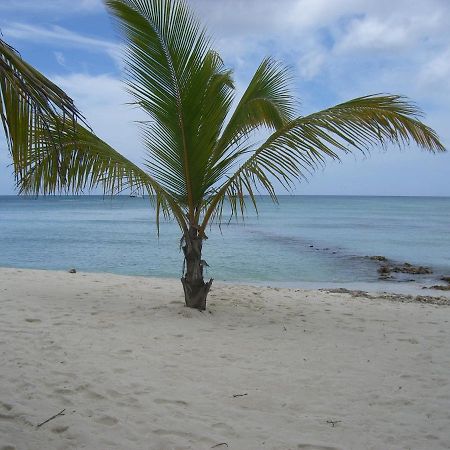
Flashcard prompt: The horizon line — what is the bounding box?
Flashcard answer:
[1,193,450,199]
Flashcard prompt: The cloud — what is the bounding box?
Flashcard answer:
[335,17,410,53]
[0,0,102,13]
[334,8,445,54]
[3,23,122,66]
[418,46,450,87]
[4,23,117,53]
[51,73,147,165]
[54,51,66,67]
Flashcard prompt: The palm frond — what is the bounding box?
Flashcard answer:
[141,50,234,205]
[216,58,295,154]
[0,38,85,173]
[19,117,188,233]
[201,95,446,229]
[106,0,233,221]
[201,58,297,202]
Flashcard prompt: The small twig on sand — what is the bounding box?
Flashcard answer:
[211,443,229,448]
[326,419,341,427]
[232,393,248,398]
[36,409,66,428]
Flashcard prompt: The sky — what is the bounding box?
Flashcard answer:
[1,0,449,196]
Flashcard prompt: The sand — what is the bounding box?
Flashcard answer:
[0,268,449,450]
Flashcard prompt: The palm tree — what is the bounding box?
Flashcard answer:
[0,38,85,184]
[14,0,446,310]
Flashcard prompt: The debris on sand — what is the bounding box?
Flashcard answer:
[321,288,450,306]
[428,285,450,291]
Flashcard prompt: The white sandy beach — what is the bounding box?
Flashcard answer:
[1,268,449,450]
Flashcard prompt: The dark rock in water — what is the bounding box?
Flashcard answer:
[378,265,391,275]
[441,276,450,284]
[68,268,77,274]
[391,263,432,275]
[429,285,450,291]
[370,255,387,262]
[377,261,432,279]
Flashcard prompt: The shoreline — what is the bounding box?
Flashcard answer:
[1,267,450,449]
[2,196,450,290]
[2,265,450,301]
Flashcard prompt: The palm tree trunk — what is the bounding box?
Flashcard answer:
[181,227,213,310]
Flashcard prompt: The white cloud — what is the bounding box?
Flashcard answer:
[185,0,450,132]
[0,0,102,12]
[418,46,450,87]
[51,73,147,166]
[4,23,118,53]
[54,51,66,67]
[3,22,122,66]
[192,0,358,36]
[335,17,410,53]
[334,9,444,54]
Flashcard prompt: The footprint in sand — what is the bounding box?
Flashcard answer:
[0,413,15,421]
[94,415,118,426]
[154,398,188,407]
[51,425,69,434]
[84,390,106,400]
[0,402,13,412]
[118,349,133,354]
[398,338,419,344]
[54,388,74,395]
[178,309,193,318]
[297,445,342,450]
[211,422,236,436]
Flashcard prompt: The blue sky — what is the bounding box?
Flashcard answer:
[1,0,449,196]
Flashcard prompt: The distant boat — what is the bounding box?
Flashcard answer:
[129,194,137,198]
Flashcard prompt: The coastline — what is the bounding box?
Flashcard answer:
[2,195,450,289]
[2,264,450,300]
[1,267,450,449]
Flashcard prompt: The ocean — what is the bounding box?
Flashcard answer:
[1,195,449,291]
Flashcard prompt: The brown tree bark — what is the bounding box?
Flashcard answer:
[180,227,213,310]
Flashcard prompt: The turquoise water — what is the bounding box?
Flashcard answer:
[0,195,449,287]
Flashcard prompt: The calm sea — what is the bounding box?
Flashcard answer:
[1,195,449,291]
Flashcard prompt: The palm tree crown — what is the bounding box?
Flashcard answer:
[2,0,445,309]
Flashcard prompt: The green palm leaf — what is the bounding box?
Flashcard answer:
[0,38,85,177]
[106,0,234,220]
[201,95,445,229]
[203,58,297,203]
[19,118,188,234]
